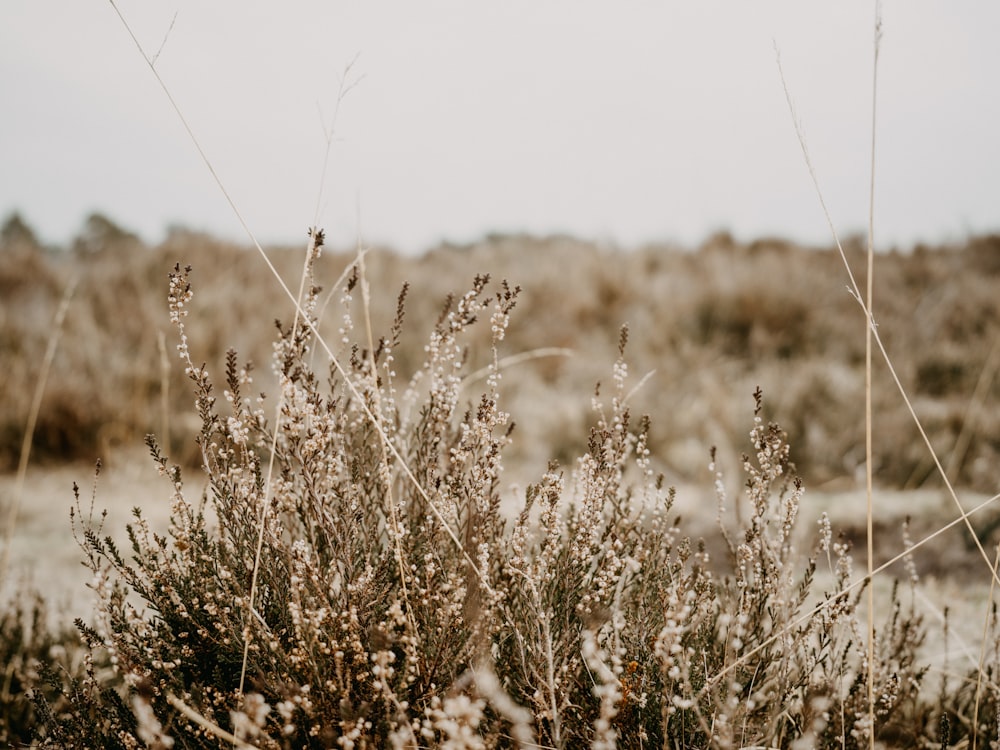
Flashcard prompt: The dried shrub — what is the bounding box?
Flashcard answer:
[21,243,980,748]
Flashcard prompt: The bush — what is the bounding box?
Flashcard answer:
[27,239,978,748]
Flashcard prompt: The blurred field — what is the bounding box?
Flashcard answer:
[4,211,1000,493]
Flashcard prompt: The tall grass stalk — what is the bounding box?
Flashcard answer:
[703,486,1000,712]
[777,22,1000,593]
[356,238,420,643]
[105,2,477,557]
[0,276,77,587]
[165,692,258,750]
[107,0,431,712]
[684,33,1000,713]
[462,347,576,388]
[780,7,1000,745]
[972,543,1000,750]
[157,330,170,456]
[864,5,883,747]
[237,228,322,704]
[104,0,314,337]
[108,4,502,727]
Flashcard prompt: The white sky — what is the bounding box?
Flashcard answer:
[2,2,998,253]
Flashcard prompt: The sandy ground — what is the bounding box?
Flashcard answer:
[0,449,207,620]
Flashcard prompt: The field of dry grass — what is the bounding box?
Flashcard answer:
[4,214,1000,493]
[3,210,1000,746]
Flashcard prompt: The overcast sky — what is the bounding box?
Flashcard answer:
[2,2,998,253]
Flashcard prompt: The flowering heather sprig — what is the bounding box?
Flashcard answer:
[168,263,216,433]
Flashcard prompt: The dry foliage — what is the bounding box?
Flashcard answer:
[4,215,1000,492]
[4,236,997,747]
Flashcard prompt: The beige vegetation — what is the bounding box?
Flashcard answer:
[4,212,1000,494]
[2,209,1000,746]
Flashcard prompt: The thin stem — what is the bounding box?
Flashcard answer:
[971,541,1000,750]
[776,33,1000,592]
[357,238,419,642]
[157,330,170,454]
[166,693,261,750]
[865,4,882,747]
[237,229,318,702]
[701,489,1000,696]
[0,276,77,587]
[107,1,491,597]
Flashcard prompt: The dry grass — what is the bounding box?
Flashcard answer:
[0,234,995,746]
[3,218,1000,494]
[0,256,943,746]
[3,5,1000,746]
